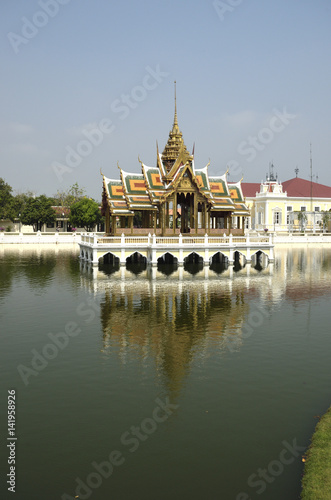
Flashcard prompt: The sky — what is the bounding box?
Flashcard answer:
[1,0,331,201]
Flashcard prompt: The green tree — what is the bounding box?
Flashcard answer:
[297,210,307,232]
[7,192,32,222]
[321,211,330,232]
[0,178,14,219]
[20,195,56,231]
[69,198,101,231]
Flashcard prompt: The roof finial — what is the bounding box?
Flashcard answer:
[174,80,178,126]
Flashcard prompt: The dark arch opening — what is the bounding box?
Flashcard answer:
[210,252,228,274]
[252,250,266,271]
[99,252,120,276]
[184,252,203,275]
[126,252,147,274]
[157,252,178,276]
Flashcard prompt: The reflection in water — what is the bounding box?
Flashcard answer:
[98,262,120,276]
[157,261,178,276]
[79,245,331,400]
[253,261,263,272]
[183,261,203,275]
[1,244,331,499]
[99,281,249,397]
[233,261,243,273]
[0,245,79,299]
[209,260,228,275]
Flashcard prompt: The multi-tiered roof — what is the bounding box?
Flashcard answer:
[102,91,249,218]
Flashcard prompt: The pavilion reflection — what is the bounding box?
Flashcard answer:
[80,246,331,395]
[98,280,250,396]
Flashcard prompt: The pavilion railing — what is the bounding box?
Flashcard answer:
[79,233,274,247]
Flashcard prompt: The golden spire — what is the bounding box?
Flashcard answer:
[174,80,178,127]
[161,81,191,173]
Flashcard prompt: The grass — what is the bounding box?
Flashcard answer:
[301,406,331,499]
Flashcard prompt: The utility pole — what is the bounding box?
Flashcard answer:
[310,143,313,212]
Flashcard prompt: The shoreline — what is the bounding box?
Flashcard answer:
[301,406,331,499]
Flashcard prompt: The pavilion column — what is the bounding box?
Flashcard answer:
[130,216,133,235]
[194,196,198,234]
[112,215,116,235]
[166,202,169,231]
[180,194,184,233]
[105,210,110,234]
[160,204,164,235]
[173,194,176,234]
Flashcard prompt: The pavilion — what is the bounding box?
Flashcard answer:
[101,89,249,236]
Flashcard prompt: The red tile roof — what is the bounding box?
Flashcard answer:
[242,177,331,199]
[282,177,331,198]
[241,183,261,197]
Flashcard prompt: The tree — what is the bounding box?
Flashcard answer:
[322,211,330,232]
[53,183,86,208]
[69,198,102,231]
[0,178,13,219]
[297,210,307,232]
[7,192,32,222]
[20,195,56,231]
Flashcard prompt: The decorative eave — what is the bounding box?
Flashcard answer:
[156,141,166,179]
[195,163,211,192]
[160,161,213,205]
[140,158,165,205]
[227,178,250,214]
[164,142,194,182]
[102,174,134,215]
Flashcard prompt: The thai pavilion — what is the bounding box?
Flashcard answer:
[101,93,249,236]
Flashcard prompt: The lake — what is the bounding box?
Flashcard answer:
[1,244,331,500]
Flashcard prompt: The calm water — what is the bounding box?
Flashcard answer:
[1,244,331,500]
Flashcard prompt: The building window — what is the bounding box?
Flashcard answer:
[300,206,306,212]
[47,222,55,228]
[258,212,263,225]
[287,206,293,225]
[274,212,281,225]
[314,206,320,212]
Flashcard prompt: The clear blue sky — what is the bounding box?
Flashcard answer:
[1,0,331,200]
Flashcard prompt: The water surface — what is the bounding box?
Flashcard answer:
[1,244,331,500]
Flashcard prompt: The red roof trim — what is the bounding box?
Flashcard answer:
[242,178,331,199]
